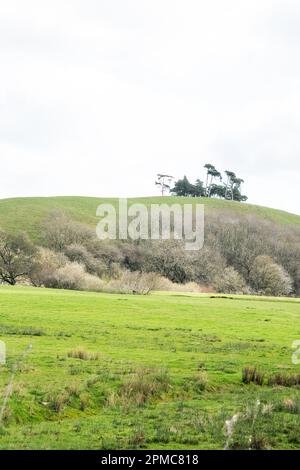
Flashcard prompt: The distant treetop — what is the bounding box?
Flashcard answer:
[156,165,247,201]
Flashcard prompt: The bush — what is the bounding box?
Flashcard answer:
[213,267,247,294]
[31,249,105,292]
[191,246,227,285]
[144,240,193,284]
[107,270,163,294]
[79,271,105,291]
[155,278,203,293]
[65,243,97,270]
[46,262,104,291]
[64,243,109,278]
[30,247,67,287]
[249,255,293,296]
[120,242,148,272]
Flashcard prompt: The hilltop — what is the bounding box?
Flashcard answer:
[0,196,299,240]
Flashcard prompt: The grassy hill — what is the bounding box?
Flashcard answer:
[0,286,300,449]
[0,196,300,240]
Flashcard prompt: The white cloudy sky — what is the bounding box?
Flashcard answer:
[1,0,300,214]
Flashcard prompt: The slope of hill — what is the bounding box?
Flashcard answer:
[0,196,300,240]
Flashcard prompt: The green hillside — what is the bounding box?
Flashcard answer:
[0,196,300,240]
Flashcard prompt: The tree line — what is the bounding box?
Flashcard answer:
[1,209,300,297]
[156,165,247,201]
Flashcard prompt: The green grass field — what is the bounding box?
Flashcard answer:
[0,286,300,450]
[1,196,300,240]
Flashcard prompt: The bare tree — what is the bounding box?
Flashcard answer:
[0,231,36,285]
[41,210,94,251]
[155,174,174,196]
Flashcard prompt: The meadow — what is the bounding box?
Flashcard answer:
[0,286,300,450]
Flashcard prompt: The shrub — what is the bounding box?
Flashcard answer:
[140,275,202,293]
[48,262,84,290]
[107,271,163,295]
[249,255,293,296]
[213,267,247,294]
[165,280,203,293]
[88,240,123,278]
[120,242,148,272]
[79,271,105,291]
[29,247,67,287]
[144,240,193,284]
[46,262,104,291]
[65,244,96,271]
[191,246,227,285]
[64,244,108,277]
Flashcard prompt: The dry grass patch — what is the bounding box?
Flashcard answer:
[67,348,100,361]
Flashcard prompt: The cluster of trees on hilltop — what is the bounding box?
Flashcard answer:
[169,164,247,201]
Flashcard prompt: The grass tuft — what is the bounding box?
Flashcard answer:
[268,373,300,387]
[48,393,70,413]
[242,366,264,385]
[67,348,100,361]
[119,367,170,406]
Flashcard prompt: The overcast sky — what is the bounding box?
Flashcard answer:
[1,0,300,214]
